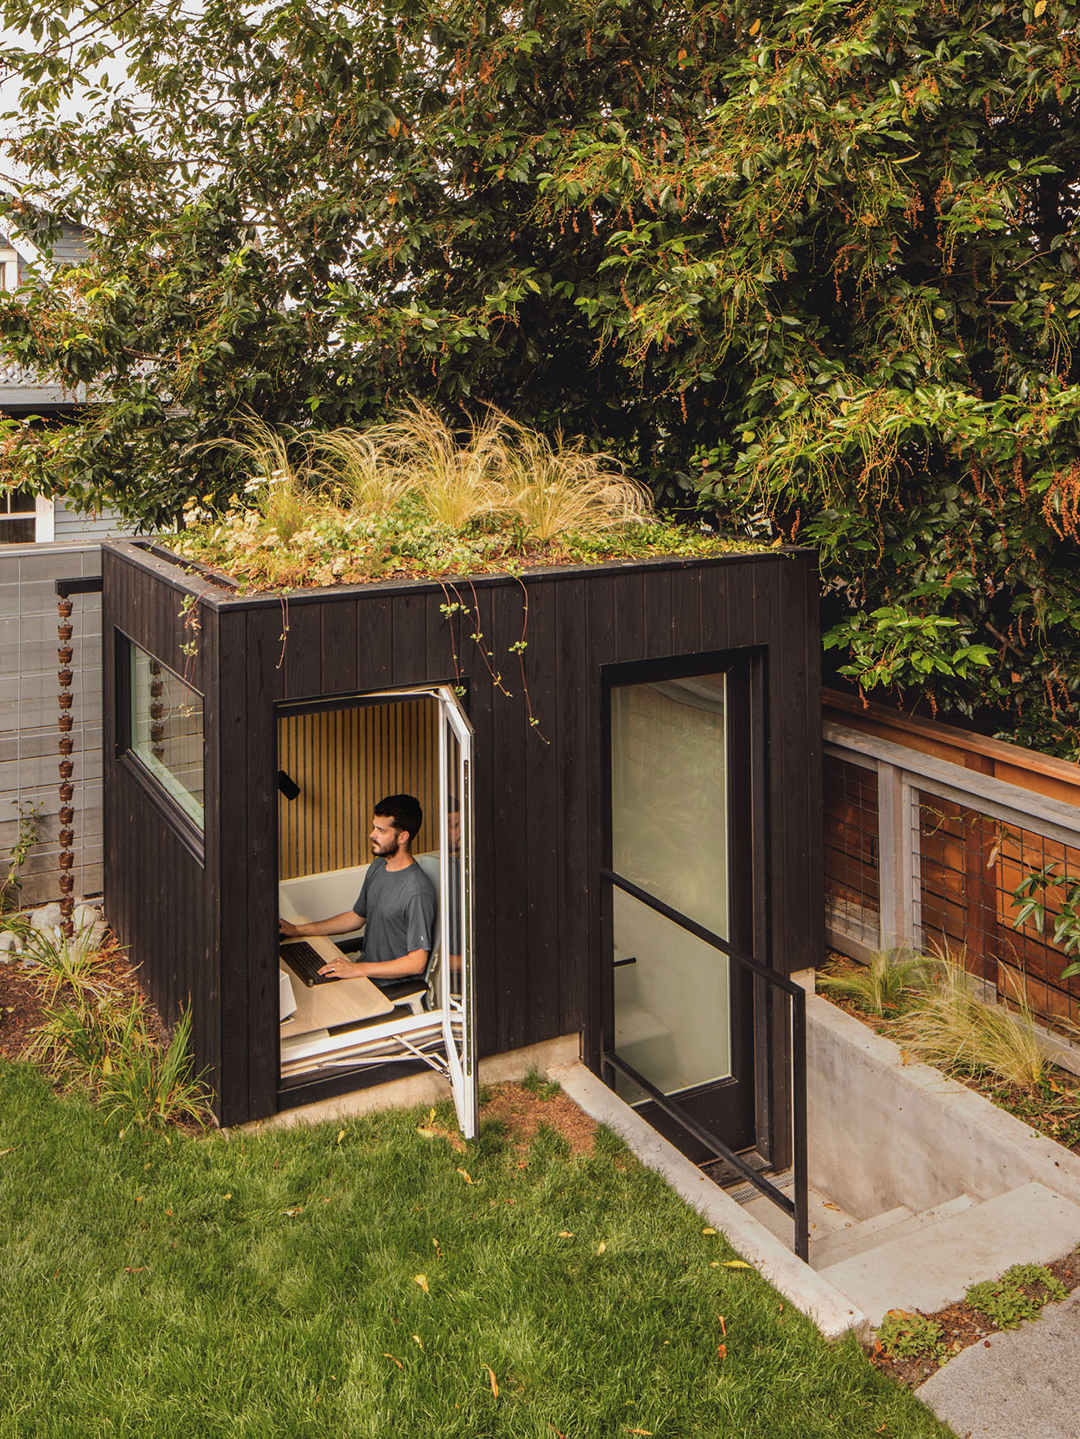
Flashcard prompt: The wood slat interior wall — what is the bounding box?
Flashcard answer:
[277,698,440,878]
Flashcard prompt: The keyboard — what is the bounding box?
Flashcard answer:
[280,940,341,987]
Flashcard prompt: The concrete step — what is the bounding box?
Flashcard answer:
[819,1182,1080,1327]
[741,1186,855,1246]
[810,1205,915,1269]
[810,1194,975,1270]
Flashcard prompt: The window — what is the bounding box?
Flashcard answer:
[129,641,205,827]
[0,485,36,544]
[0,245,19,293]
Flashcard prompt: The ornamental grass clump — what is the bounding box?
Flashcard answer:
[211,418,328,545]
[816,948,936,1018]
[362,403,511,530]
[893,961,1047,1090]
[497,418,653,542]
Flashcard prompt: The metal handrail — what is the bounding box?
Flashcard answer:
[602,867,809,1262]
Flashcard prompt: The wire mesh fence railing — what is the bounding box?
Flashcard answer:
[824,722,1080,1043]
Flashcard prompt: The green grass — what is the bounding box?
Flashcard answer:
[0,1061,952,1439]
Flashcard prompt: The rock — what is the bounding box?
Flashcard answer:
[0,930,19,956]
[73,902,102,934]
[30,902,63,932]
[84,920,108,951]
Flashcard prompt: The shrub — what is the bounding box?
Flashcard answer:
[966,1264,1066,1330]
[876,1310,947,1365]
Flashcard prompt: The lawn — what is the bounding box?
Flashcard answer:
[0,1062,953,1439]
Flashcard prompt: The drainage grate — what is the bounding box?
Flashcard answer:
[725,1169,795,1206]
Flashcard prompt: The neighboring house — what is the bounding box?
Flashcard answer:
[0,181,130,905]
[0,178,129,543]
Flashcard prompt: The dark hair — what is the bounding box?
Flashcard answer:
[374,793,423,843]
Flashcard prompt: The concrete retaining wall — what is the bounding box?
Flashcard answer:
[808,995,1080,1219]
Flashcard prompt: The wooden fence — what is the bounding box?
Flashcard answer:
[823,691,1080,1044]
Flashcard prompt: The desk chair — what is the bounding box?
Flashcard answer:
[339,853,441,1017]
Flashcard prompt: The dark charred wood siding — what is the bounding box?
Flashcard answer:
[102,546,220,1107]
[103,542,822,1126]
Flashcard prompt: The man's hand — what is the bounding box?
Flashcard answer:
[317,956,366,979]
[279,918,302,939]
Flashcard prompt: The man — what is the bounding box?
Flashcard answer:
[279,793,435,986]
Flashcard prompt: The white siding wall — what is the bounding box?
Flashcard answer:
[0,543,102,905]
[51,498,130,543]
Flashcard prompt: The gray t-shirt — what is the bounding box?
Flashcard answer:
[353,857,436,975]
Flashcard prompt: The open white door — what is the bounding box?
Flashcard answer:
[276,683,477,1136]
[437,686,477,1138]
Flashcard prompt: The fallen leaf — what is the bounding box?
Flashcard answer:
[223,1193,232,1201]
[336,1129,345,1144]
[419,1124,467,1154]
[429,1108,437,1123]
[625,1430,653,1435]
[383,1353,403,1369]
[485,1364,499,1399]
[123,1266,150,1273]
[101,1054,113,1077]
[457,1167,474,1184]
[412,1334,423,1348]
[822,1202,841,1212]
[558,1230,574,1238]
[723,1260,752,1269]
[546,1425,567,1438]
[597,1241,606,1254]
[702,1226,717,1235]
[719,1315,727,1336]
[1035,0,1047,14]
[283,1206,303,1217]
[432,1237,443,1259]
[717,1343,727,1358]
[414,1274,430,1293]
[0,1148,16,1157]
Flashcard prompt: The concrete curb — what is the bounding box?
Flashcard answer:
[548,1061,869,1342]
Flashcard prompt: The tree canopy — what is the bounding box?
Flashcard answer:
[1,0,1079,752]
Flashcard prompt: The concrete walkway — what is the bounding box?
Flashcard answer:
[916,1291,1080,1439]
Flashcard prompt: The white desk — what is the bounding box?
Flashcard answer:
[279,932,394,1041]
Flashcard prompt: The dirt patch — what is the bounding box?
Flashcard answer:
[481,1080,597,1157]
[870,1246,1080,1390]
[0,940,167,1066]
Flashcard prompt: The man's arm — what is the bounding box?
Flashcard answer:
[279,912,363,940]
[316,947,428,981]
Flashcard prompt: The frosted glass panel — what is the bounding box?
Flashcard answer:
[611,676,728,938]
[613,889,731,1099]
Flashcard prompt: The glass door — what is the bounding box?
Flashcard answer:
[605,668,755,1157]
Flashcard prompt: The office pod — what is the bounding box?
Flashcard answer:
[101,541,823,1154]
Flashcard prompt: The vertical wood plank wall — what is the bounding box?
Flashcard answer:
[103,544,823,1125]
[102,547,220,1103]
[277,701,441,879]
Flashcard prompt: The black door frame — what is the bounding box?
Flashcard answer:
[595,647,782,1167]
